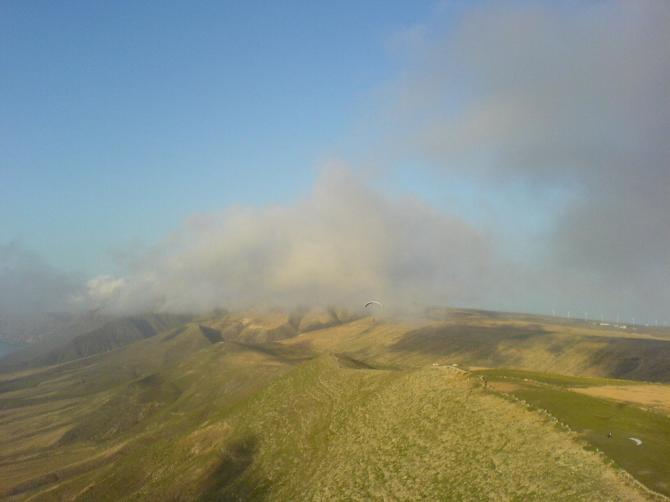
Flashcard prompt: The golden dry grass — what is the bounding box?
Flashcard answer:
[572,384,670,415]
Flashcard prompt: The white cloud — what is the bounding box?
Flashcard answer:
[375,0,670,320]
[0,242,81,315]
[83,275,127,306]
[93,167,494,314]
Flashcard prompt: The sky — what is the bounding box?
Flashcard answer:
[1,1,669,323]
[1,1,435,273]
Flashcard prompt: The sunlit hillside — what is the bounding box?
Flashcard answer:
[1,309,669,500]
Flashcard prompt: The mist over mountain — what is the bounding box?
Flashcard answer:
[2,2,670,500]
[1,1,668,322]
[0,242,82,316]
[374,0,670,321]
[80,168,497,315]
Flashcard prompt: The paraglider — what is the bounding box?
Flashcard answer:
[628,437,643,446]
[364,300,383,324]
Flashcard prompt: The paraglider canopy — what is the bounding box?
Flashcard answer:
[364,300,383,309]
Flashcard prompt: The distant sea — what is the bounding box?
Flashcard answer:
[0,340,23,358]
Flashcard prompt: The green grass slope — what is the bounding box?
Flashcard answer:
[1,350,649,501]
[475,368,670,497]
[186,356,644,501]
[0,322,296,500]
[0,309,668,500]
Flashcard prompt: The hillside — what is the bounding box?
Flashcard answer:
[0,312,107,346]
[0,311,109,362]
[0,309,668,500]
[277,311,670,382]
[0,314,190,372]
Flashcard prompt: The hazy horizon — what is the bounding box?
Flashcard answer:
[2,1,668,323]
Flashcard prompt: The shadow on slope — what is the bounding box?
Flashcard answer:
[334,353,383,370]
[390,323,549,366]
[199,435,269,501]
[390,322,670,382]
[589,337,670,382]
[198,325,223,344]
[231,340,316,365]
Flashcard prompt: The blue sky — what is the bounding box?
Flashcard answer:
[2,1,439,274]
[2,1,667,321]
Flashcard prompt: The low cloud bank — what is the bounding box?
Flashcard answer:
[87,168,495,314]
[5,1,668,322]
[0,242,81,315]
[379,0,670,321]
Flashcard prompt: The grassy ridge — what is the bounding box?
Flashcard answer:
[1,309,668,500]
[475,368,670,497]
[33,355,647,501]
[284,313,670,382]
